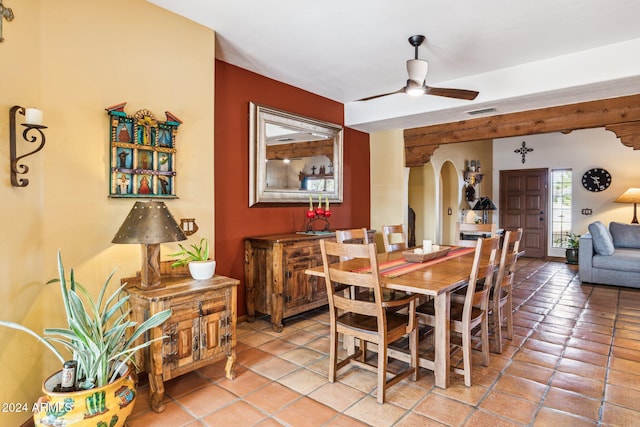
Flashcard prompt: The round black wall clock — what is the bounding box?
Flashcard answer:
[582,168,612,192]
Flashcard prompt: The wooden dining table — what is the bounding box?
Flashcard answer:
[305,246,476,389]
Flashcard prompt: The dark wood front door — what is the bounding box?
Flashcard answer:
[500,169,548,258]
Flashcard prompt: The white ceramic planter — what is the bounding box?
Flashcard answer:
[188,260,216,280]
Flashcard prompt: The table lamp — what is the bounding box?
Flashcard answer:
[472,196,497,224]
[112,201,187,289]
[614,188,640,224]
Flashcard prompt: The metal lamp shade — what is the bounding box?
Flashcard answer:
[472,197,497,224]
[112,201,186,244]
[113,201,186,289]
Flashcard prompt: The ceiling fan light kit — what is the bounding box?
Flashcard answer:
[356,34,479,102]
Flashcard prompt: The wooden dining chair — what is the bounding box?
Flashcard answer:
[489,228,523,353]
[455,222,497,247]
[319,240,419,403]
[416,236,500,386]
[382,224,408,253]
[335,228,369,244]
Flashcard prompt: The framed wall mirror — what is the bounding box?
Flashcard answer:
[249,102,344,206]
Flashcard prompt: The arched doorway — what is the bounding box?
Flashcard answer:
[440,160,459,245]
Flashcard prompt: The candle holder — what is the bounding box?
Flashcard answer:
[305,208,331,233]
[9,105,47,187]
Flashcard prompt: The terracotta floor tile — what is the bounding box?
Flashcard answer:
[308,381,366,412]
[278,346,325,366]
[504,360,554,385]
[236,347,276,368]
[395,412,449,427]
[250,356,300,381]
[494,374,547,402]
[533,407,597,427]
[380,381,429,409]
[566,336,610,355]
[543,387,601,420]
[601,402,640,426]
[463,410,522,426]
[127,400,197,427]
[604,383,640,411]
[432,380,489,406]
[280,329,320,346]
[238,330,277,347]
[556,357,606,381]
[608,355,640,374]
[258,337,299,355]
[607,369,640,391]
[177,383,238,417]
[202,400,267,426]
[561,346,608,367]
[523,338,565,356]
[478,389,538,424]
[164,371,212,399]
[512,347,560,369]
[550,371,604,399]
[323,413,371,427]
[217,367,271,396]
[334,367,378,394]
[275,396,338,427]
[278,368,327,394]
[529,329,569,345]
[414,393,473,426]
[254,418,286,427]
[244,381,302,413]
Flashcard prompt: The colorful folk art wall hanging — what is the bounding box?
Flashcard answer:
[106,102,182,198]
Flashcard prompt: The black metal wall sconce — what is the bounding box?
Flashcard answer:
[9,105,47,187]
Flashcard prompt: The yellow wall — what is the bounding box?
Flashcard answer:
[370,129,406,249]
[0,1,214,424]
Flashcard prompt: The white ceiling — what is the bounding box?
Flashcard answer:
[148,0,640,133]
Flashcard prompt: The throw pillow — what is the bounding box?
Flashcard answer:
[588,221,615,255]
[609,221,640,249]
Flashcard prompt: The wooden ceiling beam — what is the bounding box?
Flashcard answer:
[266,139,333,160]
[404,94,640,167]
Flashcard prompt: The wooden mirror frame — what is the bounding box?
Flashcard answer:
[249,102,344,206]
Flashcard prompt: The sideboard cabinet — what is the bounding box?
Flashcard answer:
[244,231,374,332]
[125,272,238,412]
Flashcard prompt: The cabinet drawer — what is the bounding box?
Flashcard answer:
[169,292,227,321]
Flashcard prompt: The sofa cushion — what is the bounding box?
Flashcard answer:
[592,249,640,273]
[588,221,615,255]
[610,222,640,249]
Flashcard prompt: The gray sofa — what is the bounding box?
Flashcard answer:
[579,221,640,288]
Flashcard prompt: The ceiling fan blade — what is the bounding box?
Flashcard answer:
[425,86,479,100]
[355,88,405,102]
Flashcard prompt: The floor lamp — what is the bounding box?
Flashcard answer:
[614,188,640,224]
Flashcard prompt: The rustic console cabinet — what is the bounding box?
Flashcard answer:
[125,271,238,412]
[244,231,374,332]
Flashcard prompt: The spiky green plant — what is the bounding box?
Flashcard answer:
[169,238,210,268]
[0,252,171,390]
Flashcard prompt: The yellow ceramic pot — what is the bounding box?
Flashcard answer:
[33,364,136,427]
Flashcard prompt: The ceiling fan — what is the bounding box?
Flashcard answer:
[356,35,479,102]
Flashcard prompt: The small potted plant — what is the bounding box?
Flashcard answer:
[562,232,580,265]
[0,252,172,427]
[169,237,216,280]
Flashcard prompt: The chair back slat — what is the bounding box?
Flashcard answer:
[382,224,408,253]
[320,240,384,319]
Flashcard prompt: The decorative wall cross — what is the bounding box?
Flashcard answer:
[514,140,534,164]
[0,1,14,43]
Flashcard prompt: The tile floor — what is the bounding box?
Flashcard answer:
[127,258,640,426]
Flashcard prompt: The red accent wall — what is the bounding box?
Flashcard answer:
[214,60,370,317]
